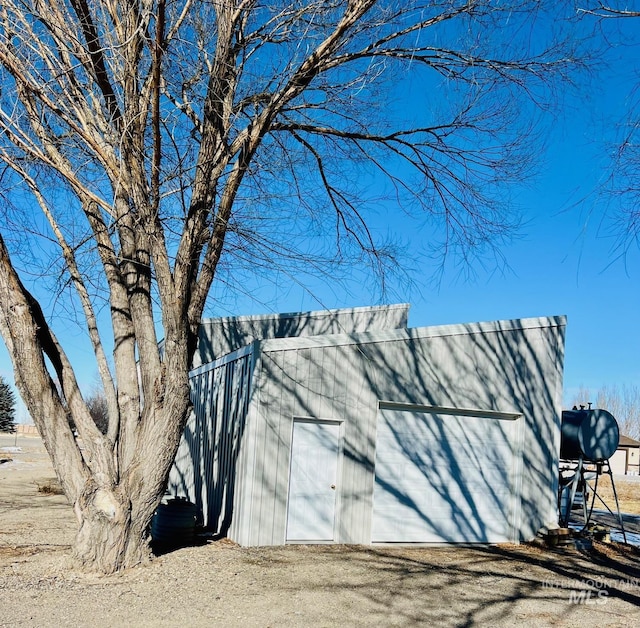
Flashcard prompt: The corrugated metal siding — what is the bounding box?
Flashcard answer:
[193,303,409,366]
[236,341,381,546]
[175,315,564,547]
[237,318,565,546]
[168,346,254,535]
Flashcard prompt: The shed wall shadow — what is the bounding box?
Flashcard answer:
[168,312,565,548]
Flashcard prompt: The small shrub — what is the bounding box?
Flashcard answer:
[36,479,64,495]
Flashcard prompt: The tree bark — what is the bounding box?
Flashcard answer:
[0,1,583,574]
[0,232,186,573]
[73,487,151,574]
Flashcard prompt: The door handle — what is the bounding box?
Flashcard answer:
[330,484,336,490]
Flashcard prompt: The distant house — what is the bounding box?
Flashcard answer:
[168,304,566,547]
[609,435,640,476]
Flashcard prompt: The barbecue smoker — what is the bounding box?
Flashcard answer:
[558,406,626,541]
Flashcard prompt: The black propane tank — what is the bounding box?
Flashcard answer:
[151,497,198,548]
[560,408,619,462]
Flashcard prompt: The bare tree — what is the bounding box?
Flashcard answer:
[579,3,640,18]
[578,3,640,257]
[0,1,582,573]
[571,383,640,439]
[86,386,109,436]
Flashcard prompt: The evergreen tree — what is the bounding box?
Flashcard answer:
[0,376,16,433]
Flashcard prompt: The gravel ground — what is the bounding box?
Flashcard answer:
[2,435,640,627]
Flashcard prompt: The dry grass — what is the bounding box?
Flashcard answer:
[591,474,640,515]
[35,478,65,495]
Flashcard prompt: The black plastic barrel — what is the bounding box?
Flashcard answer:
[560,408,619,462]
[151,498,198,548]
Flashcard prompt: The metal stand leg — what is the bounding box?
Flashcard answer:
[604,462,627,544]
[580,460,627,544]
[561,457,583,527]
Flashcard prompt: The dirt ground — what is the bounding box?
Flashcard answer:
[594,473,640,516]
[1,436,640,628]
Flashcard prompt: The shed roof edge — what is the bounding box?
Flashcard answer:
[199,303,410,326]
[257,315,567,353]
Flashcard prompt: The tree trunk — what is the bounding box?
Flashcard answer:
[1,232,191,574]
[72,486,154,574]
[69,393,189,573]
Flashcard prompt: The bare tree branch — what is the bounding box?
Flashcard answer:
[0,0,584,573]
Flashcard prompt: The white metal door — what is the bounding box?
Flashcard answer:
[286,420,340,542]
[372,407,520,543]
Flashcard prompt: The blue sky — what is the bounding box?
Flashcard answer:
[204,14,640,408]
[1,8,639,419]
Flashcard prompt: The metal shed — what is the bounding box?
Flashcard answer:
[191,303,410,368]
[168,306,566,547]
